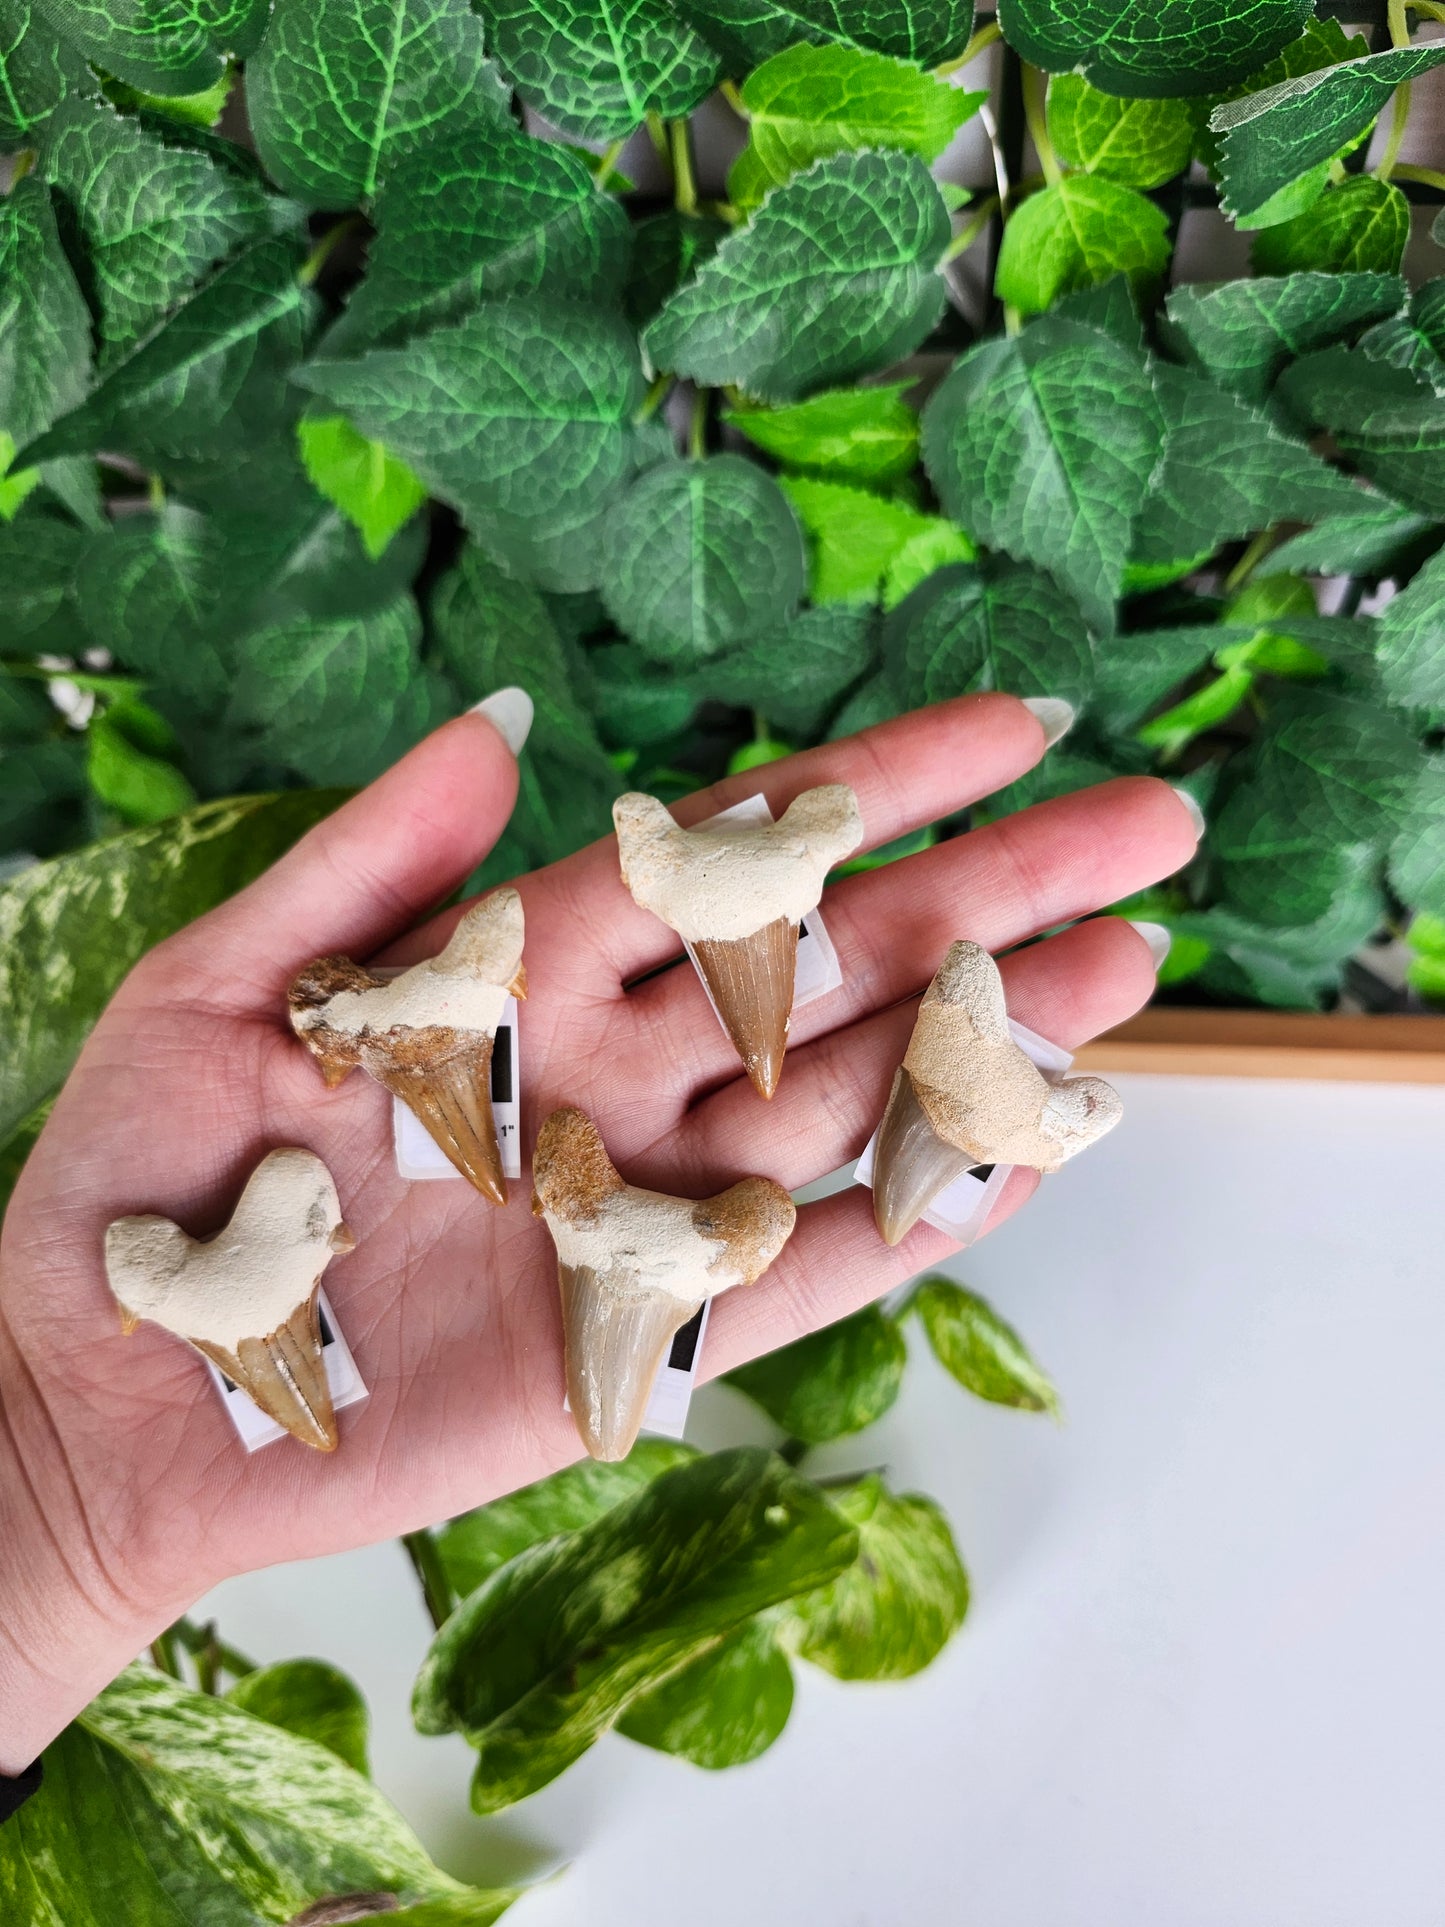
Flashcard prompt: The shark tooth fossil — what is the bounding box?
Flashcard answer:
[289,887,526,1204]
[872,941,1123,1247]
[532,1107,796,1461]
[104,1148,356,1451]
[613,785,863,1098]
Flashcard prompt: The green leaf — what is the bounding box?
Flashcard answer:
[1162,271,1407,403]
[994,175,1170,316]
[1252,176,1410,277]
[1392,757,1445,918]
[727,42,979,209]
[1278,343,1445,518]
[1376,543,1445,716]
[1357,282,1445,392]
[1177,852,1387,1005]
[1045,74,1192,186]
[0,513,86,650]
[1051,270,1145,349]
[780,472,971,605]
[31,0,268,94]
[725,381,919,485]
[2,1665,519,1923]
[299,297,645,592]
[101,61,236,128]
[227,1659,372,1777]
[1267,498,1433,576]
[700,601,878,733]
[1088,623,1221,731]
[18,236,312,472]
[86,702,197,823]
[0,736,88,860]
[617,1616,794,1769]
[475,0,718,141]
[624,209,728,328]
[1214,44,1445,225]
[998,0,1312,97]
[436,1442,699,1599]
[412,1446,858,1812]
[39,98,272,364]
[298,414,427,561]
[247,0,510,210]
[0,787,337,1139]
[589,641,700,745]
[0,178,92,488]
[646,149,950,405]
[780,1474,968,1681]
[331,121,632,353]
[0,0,96,147]
[671,0,974,70]
[726,1305,907,1443]
[599,455,806,663]
[0,1096,52,1222]
[912,1276,1061,1413]
[922,316,1160,631]
[1192,16,1368,172]
[883,558,1095,710]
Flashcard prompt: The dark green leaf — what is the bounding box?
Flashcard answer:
[1252,176,1410,277]
[701,601,878,734]
[1267,498,1433,576]
[922,316,1160,631]
[995,176,1170,315]
[297,414,427,561]
[101,62,237,129]
[1089,623,1217,730]
[997,0,1312,97]
[332,122,632,353]
[1045,74,1193,187]
[0,0,96,144]
[725,381,919,485]
[671,0,973,70]
[646,149,949,405]
[436,1441,698,1599]
[412,1447,858,1812]
[780,1474,967,1681]
[0,179,91,482]
[1177,852,1387,1004]
[1191,16,1368,174]
[588,641,700,745]
[780,472,971,605]
[884,559,1094,709]
[828,667,900,736]
[1391,756,1445,918]
[32,0,268,94]
[0,737,88,858]
[726,1305,907,1442]
[248,0,510,210]
[616,1616,794,1769]
[728,42,979,209]
[1376,542,1445,716]
[599,455,806,663]
[1051,271,1145,349]
[475,0,717,141]
[912,1276,1060,1413]
[1278,343,1445,518]
[300,297,645,591]
[1,1665,519,1923]
[623,209,727,328]
[227,1659,371,1777]
[1357,282,1445,393]
[0,788,338,1135]
[75,504,226,715]
[1162,271,1406,403]
[0,513,86,649]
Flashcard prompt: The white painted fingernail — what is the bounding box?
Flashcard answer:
[1171,786,1206,840]
[1021,697,1075,748]
[470,686,533,756]
[1126,919,1172,969]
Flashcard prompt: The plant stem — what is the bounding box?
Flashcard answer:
[687,385,708,458]
[147,473,165,510]
[1021,65,1061,186]
[298,214,363,287]
[720,78,747,117]
[635,373,674,422]
[668,117,698,215]
[402,1530,454,1633]
[1223,528,1278,593]
[593,136,627,188]
[170,1615,257,1681]
[1375,81,1412,180]
[1388,0,1410,44]
[976,99,1011,216]
[935,18,1001,75]
[1392,162,1445,191]
[9,148,37,183]
[150,1629,181,1678]
[943,195,1000,260]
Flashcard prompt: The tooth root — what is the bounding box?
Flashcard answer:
[872,1066,980,1247]
[558,1264,700,1462]
[692,917,797,1100]
[376,1043,506,1204]
[194,1295,338,1452]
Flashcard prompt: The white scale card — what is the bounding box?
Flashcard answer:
[390,996,522,1182]
[853,1019,1073,1247]
[204,1288,368,1452]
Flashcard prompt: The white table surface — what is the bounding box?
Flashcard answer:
[201,1071,1445,1926]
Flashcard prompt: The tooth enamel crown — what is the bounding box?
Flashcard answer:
[104,1148,348,1353]
[904,942,1123,1173]
[613,786,864,943]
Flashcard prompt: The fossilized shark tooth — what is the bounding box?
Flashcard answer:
[104,1148,357,1451]
[613,785,863,1098]
[289,887,526,1204]
[532,1107,796,1461]
[872,941,1123,1247]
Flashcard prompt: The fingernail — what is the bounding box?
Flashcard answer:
[1171,786,1206,840]
[470,686,533,756]
[1021,696,1075,748]
[1126,919,1172,969]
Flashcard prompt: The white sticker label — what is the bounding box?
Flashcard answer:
[203,1288,367,1452]
[854,1019,1074,1247]
[391,996,522,1182]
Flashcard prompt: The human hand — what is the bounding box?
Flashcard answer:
[0,693,1199,1767]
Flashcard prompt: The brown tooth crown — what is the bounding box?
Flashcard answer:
[692,918,795,1099]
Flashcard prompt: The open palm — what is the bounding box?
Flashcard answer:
[0,694,1198,1755]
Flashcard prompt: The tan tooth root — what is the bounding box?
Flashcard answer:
[692,918,797,1098]
[373,1036,506,1203]
[508,962,528,1000]
[871,1066,981,1246]
[195,1295,338,1452]
[533,1108,796,1463]
[330,1223,357,1254]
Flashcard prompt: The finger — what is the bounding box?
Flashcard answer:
[612,776,1196,1113]
[152,711,520,1003]
[622,913,1158,1195]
